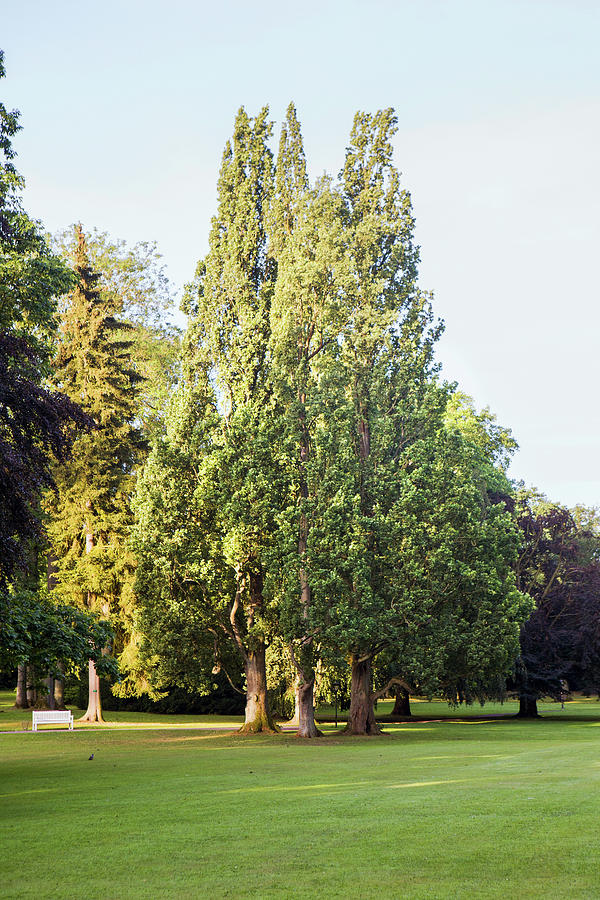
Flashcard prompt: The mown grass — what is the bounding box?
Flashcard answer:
[1,691,599,898]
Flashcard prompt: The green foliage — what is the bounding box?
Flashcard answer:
[444,391,518,487]
[291,109,445,680]
[570,504,600,565]
[268,102,308,259]
[268,174,353,677]
[175,107,282,728]
[0,581,115,679]
[184,106,275,405]
[136,104,536,730]
[133,380,239,694]
[53,226,181,440]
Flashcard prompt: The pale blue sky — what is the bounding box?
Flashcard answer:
[3,0,599,507]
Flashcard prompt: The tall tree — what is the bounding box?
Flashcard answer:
[328,109,440,734]
[308,112,530,735]
[51,228,181,696]
[171,107,281,732]
[268,105,356,736]
[46,226,144,722]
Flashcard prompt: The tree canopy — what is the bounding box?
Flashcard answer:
[135,104,535,736]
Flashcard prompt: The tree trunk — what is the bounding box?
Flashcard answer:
[345,656,381,735]
[79,523,106,723]
[47,552,58,591]
[26,665,37,707]
[238,644,279,734]
[517,694,539,718]
[291,394,321,739]
[45,676,56,710]
[392,685,411,717]
[287,675,300,726]
[296,678,323,738]
[78,659,105,723]
[54,661,66,710]
[344,397,381,737]
[15,665,28,708]
[287,649,323,738]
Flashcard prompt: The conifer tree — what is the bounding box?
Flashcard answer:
[53,227,181,442]
[51,227,180,696]
[46,225,144,722]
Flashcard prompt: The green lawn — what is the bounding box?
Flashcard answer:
[1,691,599,898]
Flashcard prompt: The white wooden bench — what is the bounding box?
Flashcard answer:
[32,710,74,731]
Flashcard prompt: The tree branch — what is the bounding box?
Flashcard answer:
[372,676,411,702]
[220,665,246,695]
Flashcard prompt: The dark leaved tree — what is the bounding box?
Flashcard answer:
[515,498,600,716]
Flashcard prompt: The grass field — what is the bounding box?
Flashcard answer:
[1,692,599,898]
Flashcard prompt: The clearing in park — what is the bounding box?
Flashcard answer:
[1,694,599,899]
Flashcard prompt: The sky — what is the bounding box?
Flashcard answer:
[2,0,599,508]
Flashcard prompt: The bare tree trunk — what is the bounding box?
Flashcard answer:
[345,396,383,738]
[15,665,28,708]
[392,685,411,717]
[288,648,322,738]
[45,676,56,710]
[345,656,381,735]
[230,569,278,734]
[54,661,66,710]
[289,393,322,739]
[296,677,322,738]
[78,659,105,723]
[287,675,300,726]
[239,643,279,733]
[78,520,106,723]
[26,665,37,707]
[517,694,539,718]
